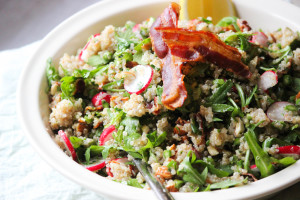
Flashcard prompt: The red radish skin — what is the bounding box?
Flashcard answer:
[267,101,294,121]
[124,65,153,94]
[132,24,140,32]
[79,33,100,61]
[92,92,111,107]
[58,130,78,162]
[277,146,300,155]
[99,125,117,145]
[250,32,268,47]
[86,161,106,171]
[258,71,278,92]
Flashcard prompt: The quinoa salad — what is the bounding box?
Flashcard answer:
[46,3,300,192]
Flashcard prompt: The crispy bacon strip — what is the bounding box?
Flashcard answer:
[149,2,180,59]
[150,2,186,110]
[161,52,187,110]
[156,27,252,78]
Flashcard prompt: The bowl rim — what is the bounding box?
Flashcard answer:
[17,0,300,199]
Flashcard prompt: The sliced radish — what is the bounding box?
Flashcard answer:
[250,32,268,47]
[132,24,140,32]
[106,157,130,177]
[277,145,300,155]
[124,65,153,94]
[267,101,294,121]
[79,33,100,61]
[58,130,78,162]
[99,125,117,145]
[258,71,278,91]
[92,92,111,107]
[86,160,106,171]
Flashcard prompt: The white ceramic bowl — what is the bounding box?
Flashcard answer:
[17,0,300,199]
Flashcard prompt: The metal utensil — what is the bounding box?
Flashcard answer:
[133,159,175,200]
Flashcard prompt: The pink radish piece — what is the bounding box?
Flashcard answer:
[99,125,117,145]
[132,24,140,32]
[250,32,268,47]
[106,157,129,177]
[86,160,106,171]
[267,101,294,121]
[124,65,153,94]
[92,92,111,107]
[79,33,100,61]
[277,145,300,155]
[58,130,78,162]
[258,71,278,91]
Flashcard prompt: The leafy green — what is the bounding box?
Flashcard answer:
[276,157,297,167]
[224,32,252,51]
[127,178,144,188]
[178,152,207,186]
[87,52,112,67]
[212,104,234,113]
[60,76,76,100]
[235,84,257,108]
[120,117,140,134]
[206,80,233,105]
[195,160,230,178]
[46,58,60,86]
[216,16,240,32]
[156,86,163,104]
[70,136,83,149]
[102,79,125,92]
[244,126,275,178]
[146,131,167,147]
[210,178,246,190]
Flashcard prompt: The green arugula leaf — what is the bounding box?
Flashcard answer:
[46,58,60,86]
[206,80,233,105]
[212,104,234,113]
[178,152,207,186]
[195,160,230,178]
[127,178,144,188]
[70,136,83,149]
[210,178,246,190]
[216,16,240,32]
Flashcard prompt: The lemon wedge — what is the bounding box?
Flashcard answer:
[180,0,236,23]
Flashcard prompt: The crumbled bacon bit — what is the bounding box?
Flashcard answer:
[237,19,252,32]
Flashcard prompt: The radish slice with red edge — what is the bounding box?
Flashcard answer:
[250,32,268,47]
[99,125,117,145]
[258,71,278,91]
[78,33,100,61]
[267,101,294,121]
[106,157,129,177]
[124,65,153,94]
[86,160,106,171]
[277,145,300,155]
[92,92,111,107]
[58,130,78,162]
[132,24,140,32]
